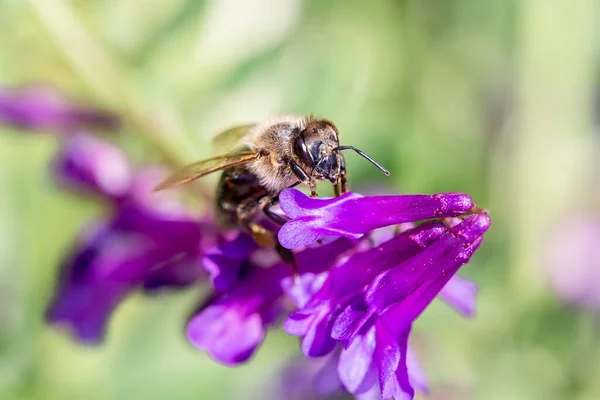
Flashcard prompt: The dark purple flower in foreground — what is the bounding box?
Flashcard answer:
[279,189,490,399]
[271,270,474,400]
[0,85,119,133]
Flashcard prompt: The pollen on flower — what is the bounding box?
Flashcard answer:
[433,192,474,216]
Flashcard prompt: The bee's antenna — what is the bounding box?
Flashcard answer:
[334,145,390,176]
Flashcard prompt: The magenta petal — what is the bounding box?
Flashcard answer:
[187,305,265,366]
[278,189,363,219]
[187,264,287,364]
[364,233,466,312]
[439,275,478,317]
[278,219,331,248]
[312,349,344,395]
[284,311,315,336]
[365,213,490,314]
[309,222,447,309]
[282,271,329,309]
[381,238,484,340]
[274,353,342,400]
[295,221,452,345]
[300,306,337,357]
[278,189,474,248]
[375,317,415,399]
[331,297,372,344]
[202,233,256,292]
[376,323,412,399]
[338,327,377,394]
[282,237,355,308]
[354,384,384,400]
[52,133,132,198]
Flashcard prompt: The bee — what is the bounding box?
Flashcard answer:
[154,115,389,263]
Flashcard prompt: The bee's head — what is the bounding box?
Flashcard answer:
[292,118,390,185]
[293,119,340,183]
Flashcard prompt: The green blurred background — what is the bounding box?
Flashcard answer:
[1,0,599,399]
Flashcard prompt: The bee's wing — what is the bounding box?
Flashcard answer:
[153,151,259,192]
[211,124,255,153]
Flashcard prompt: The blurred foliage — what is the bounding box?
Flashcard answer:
[0,0,599,399]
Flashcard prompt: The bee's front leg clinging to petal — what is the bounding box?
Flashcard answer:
[288,159,317,197]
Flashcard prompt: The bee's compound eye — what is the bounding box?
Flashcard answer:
[293,134,315,167]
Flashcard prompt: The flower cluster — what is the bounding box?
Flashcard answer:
[278,190,487,399]
[1,85,491,399]
[46,135,210,343]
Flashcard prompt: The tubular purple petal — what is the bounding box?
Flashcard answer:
[377,238,485,341]
[300,306,338,357]
[187,304,265,366]
[302,221,447,310]
[376,324,413,400]
[337,327,377,393]
[365,213,489,315]
[278,189,474,248]
[363,234,469,313]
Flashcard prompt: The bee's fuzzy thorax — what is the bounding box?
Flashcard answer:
[243,115,308,193]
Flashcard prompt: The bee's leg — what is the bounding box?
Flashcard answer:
[262,190,322,249]
[276,242,298,278]
[237,198,276,248]
[334,153,348,197]
[289,159,317,197]
[253,195,298,274]
[260,195,288,226]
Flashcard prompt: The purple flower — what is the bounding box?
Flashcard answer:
[270,334,431,400]
[46,198,207,343]
[279,190,490,399]
[278,189,474,248]
[41,130,490,400]
[46,135,208,343]
[187,237,355,366]
[0,85,119,133]
[187,262,288,365]
[202,232,258,292]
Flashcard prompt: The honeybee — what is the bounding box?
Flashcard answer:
[154,115,388,262]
